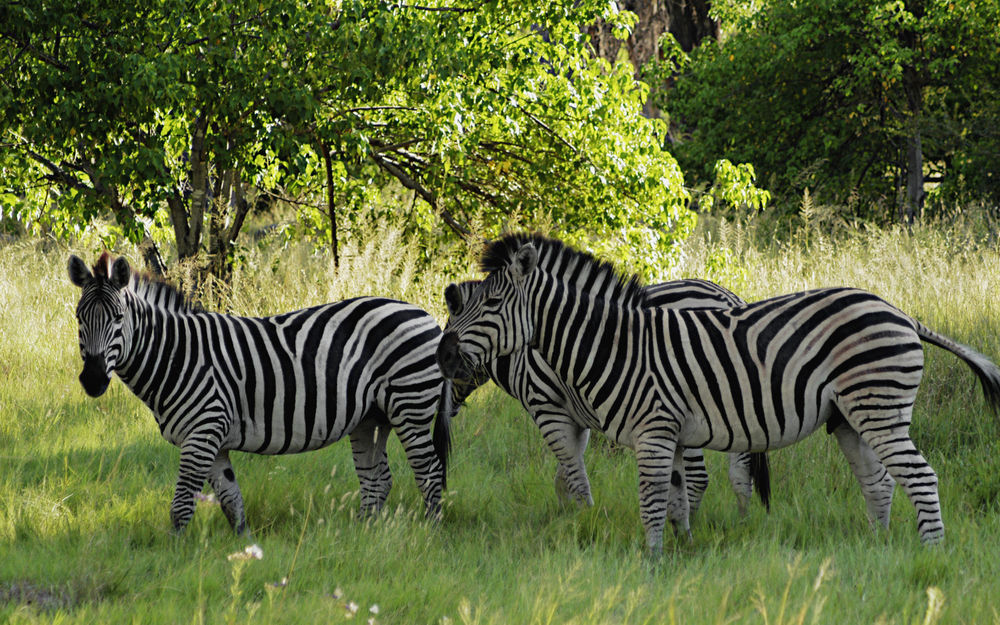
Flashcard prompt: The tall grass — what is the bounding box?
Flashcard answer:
[1,220,999,624]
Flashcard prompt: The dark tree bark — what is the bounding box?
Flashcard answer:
[900,0,926,225]
[589,1,718,66]
[588,1,718,116]
[319,141,340,268]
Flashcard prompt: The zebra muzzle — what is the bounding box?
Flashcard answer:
[79,355,111,398]
[436,332,464,380]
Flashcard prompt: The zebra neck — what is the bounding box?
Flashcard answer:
[115,300,196,405]
[527,272,638,393]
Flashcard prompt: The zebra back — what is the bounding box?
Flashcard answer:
[480,233,645,308]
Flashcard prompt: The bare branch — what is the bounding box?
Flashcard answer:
[399,4,478,13]
[368,149,471,237]
[0,31,70,71]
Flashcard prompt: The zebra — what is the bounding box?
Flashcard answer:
[68,252,453,534]
[437,235,1000,553]
[441,246,769,528]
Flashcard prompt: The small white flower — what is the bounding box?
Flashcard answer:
[369,604,380,615]
[227,543,263,562]
[245,544,263,560]
[346,601,359,614]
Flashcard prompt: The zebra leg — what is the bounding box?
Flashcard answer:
[540,416,593,507]
[831,423,895,532]
[666,449,693,541]
[635,434,682,556]
[207,450,247,534]
[850,413,943,544]
[171,430,226,533]
[681,447,709,519]
[392,418,445,520]
[727,451,753,515]
[349,418,393,518]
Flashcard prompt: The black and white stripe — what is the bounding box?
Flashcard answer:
[69,253,452,533]
[439,238,769,531]
[439,235,1000,553]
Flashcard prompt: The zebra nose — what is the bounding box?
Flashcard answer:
[79,355,110,398]
[436,332,463,380]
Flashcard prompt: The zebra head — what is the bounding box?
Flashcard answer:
[437,243,538,379]
[438,280,485,381]
[67,253,132,397]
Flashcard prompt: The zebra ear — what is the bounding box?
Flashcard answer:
[68,255,92,288]
[510,243,537,282]
[110,257,131,290]
[444,283,464,316]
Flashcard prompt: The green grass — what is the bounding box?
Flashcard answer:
[2,222,1000,624]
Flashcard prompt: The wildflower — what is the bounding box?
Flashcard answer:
[195,492,218,504]
[268,577,289,589]
[227,543,263,562]
[369,604,380,615]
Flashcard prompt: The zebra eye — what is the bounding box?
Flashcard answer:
[483,297,502,307]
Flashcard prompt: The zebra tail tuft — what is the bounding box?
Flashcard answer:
[916,322,1000,417]
[750,452,771,512]
[433,378,454,490]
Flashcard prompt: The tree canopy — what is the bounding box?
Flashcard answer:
[1,0,696,276]
[667,0,1000,220]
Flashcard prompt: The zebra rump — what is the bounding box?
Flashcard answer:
[69,252,454,534]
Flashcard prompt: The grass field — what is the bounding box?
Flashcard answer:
[2,220,1000,624]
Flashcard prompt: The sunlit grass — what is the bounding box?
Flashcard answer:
[1,222,999,623]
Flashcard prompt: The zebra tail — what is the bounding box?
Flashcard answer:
[433,378,454,490]
[915,322,1000,416]
[750,452,771,512]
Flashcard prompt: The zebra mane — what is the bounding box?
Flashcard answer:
[87,252,200,312]
[129,272,203,314]
[479,233,646,307]
[93,251,114,277]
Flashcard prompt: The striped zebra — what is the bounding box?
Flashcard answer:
[438,235,1000,553]
[441,242,769,530]
[68,252,452,534]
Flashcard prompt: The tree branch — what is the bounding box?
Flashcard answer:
[0,31,70,71]
[368,149,471,237]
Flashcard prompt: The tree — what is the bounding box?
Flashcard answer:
[665,0,1000,220]
[588,0,718,116]
[1,1,695,277]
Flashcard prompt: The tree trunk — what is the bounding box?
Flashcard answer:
[319,141,340,268]
[167,112,210,261]
[589,1,718,66]
[588,1,718,116]
[138,236,166,276]
[207,167,251,282]
[900,1,925,225]
[904,126,923,225]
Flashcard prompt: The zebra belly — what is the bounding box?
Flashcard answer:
[677,388,836,453]
[217,299,439,456]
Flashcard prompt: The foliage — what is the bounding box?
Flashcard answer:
[0,0,696,272]
[665,0,1000,218]
[3,221,1000,623]
[698,158,771,214]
